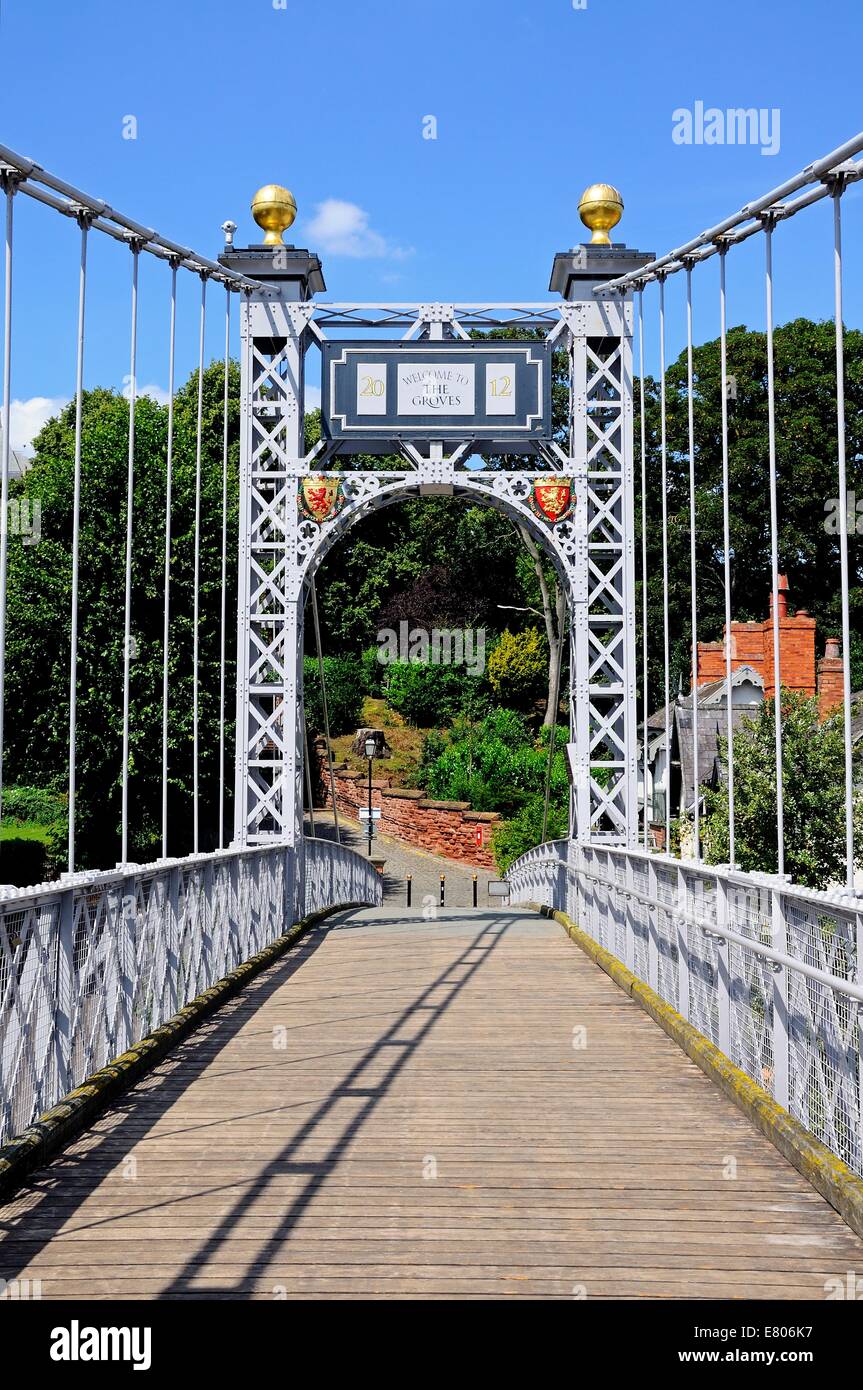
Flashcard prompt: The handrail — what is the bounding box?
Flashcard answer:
[574,863,863,1004]
[0,141,262,290]
[594,133,863,294]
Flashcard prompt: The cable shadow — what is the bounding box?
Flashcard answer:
[0,927,332,1278]
[159,913,523,1298]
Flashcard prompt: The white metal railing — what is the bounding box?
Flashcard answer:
[507,840,863,1178]
[0,837,381,1146]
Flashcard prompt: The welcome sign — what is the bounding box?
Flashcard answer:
[321,340,551,447]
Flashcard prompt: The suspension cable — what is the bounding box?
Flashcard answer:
[764,220,785,876]
[192,274,207,854]
[0,142,262,291]
[0,175,15,837]
[685,264,700,860]
[67,215,89,873]
[304,721,316,838]
[160,262,178,860]
[120,241,140,865]
[831,181,855,887]
[719,246,736,865]
[310,576,340,845]
[541,622,564,845]
[638,286,649,850]
[658,274,672,852]
[218,284,230,849]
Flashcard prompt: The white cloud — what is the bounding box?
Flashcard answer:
[139,382,170,405]
[304,199,411,260]
[121,380,170,405]
[6,396,69,452]
[305,385,322,411]
[6,383,171,456]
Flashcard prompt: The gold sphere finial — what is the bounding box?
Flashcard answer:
[251,184,297,246]
[578,183,623,246]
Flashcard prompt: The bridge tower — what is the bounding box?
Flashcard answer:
[549,206,653,843]
[223,184,651,855]
[221,190,325,850]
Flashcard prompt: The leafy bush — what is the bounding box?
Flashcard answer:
[702,691,863,889]
[0,785,67,884]
[492,793,569,874]
[487,628,547,710]
[3,785,66,825]
[303,655,365,736]
[422,709,568,813]
[360,645,386,698]
[419,729,448,779]
[383,661,471,727]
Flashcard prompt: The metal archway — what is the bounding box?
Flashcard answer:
[223,249,648,854]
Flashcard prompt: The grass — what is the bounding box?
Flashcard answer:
[0,820,54,844]
[329,697,434,787]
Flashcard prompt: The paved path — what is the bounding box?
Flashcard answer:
[306,811,498,910]
[1,907,862,1300]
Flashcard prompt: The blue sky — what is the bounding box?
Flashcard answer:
[0,0,861,447]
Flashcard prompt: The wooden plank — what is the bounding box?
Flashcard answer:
[1,907,862,1300]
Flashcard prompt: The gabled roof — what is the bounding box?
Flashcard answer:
[641,665,763,736]
[681,665,763,709]
[675,702,763,806]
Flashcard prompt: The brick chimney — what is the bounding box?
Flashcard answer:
[817,636,844,717]
[694,575,816,698]
[769,573,789,620]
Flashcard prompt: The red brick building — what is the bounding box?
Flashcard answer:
[694,575,842,718]
[643,578,850,837]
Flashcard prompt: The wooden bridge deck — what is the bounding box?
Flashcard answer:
[1,907,861,1300]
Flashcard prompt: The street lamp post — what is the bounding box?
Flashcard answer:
[364,735,376,857]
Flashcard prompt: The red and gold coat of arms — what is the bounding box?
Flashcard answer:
[529,478,575,524]
[298,476,345,524]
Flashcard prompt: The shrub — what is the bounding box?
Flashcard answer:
[3,785,66,825]
[487,628,547,710]
[422,710,568,813]
[383,661,468,727]
[360,645,386,698]
[419,729,448,779]
[702,692,863,889]
[303,655,365,736]
[492,793,569,874]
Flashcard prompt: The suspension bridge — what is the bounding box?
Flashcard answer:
[1,135,863,1300]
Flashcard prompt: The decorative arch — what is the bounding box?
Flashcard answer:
[231,288,638,858]
[297,471,583,594]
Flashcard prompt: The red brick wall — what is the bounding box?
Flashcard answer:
[317,765,501,869]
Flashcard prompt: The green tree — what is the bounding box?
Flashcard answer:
[701,692,861,889]
[492,792,569,874]
[3,362,239,871]
[636,319,863,713]
[487,628,548,711]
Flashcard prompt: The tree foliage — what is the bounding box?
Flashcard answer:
[492,792,569,874]
[637,319,863,711]
[701,692,861,889]
[487,627,548,711]
[422,709,568,813]
[3,363,239,870]
[303,655,365,737]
